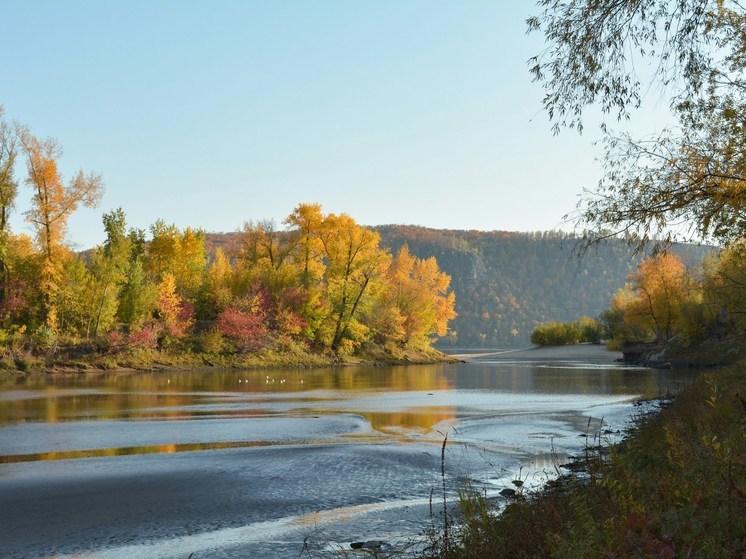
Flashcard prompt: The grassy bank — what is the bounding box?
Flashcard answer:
[0,339,457,375]
[428,367,746,559]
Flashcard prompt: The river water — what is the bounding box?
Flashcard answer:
[0,348,694,558]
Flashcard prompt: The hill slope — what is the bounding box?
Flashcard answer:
[375,226,711,348]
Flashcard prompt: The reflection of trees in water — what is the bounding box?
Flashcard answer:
[0,440,284,464]
[360,407,456,434]
[0,366,454,425]
[0,364,697,426]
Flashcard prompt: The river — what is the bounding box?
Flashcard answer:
[0,346,695,558]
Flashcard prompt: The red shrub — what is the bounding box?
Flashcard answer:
[217,307,268,351]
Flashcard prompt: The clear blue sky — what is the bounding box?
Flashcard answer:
[0,1,662,249]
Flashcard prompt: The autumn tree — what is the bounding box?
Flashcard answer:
[16,125,103,328]
[283,203,327,339]
[529,1,746,248]
[376,245,456,348]
[155,272,194,342]
[703,241,746,333]
[143,221,206,300]
[620,253,695,342]
[0,234,39,327]
[216,295,268,352]
[235,219,299,298]
[284,203,325,289]
[197,247,234,320]
[0,109,18,309]
[319,213,390,353]
[173,226,207,299]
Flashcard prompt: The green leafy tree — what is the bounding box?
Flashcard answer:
[87,209,132,337]
[55,255,93,337]
[117,257,157,328]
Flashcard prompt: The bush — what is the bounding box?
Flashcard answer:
[531,317,602,346]
[197,327,224,354]
[217,307,268,352]
[577,316,603,343]
[33,325,57,352]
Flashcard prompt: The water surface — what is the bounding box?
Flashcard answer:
[0,351,694,558]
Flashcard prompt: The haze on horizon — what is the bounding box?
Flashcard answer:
[0,1,671,249]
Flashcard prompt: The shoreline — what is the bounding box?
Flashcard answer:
[450,343,624,363]
[435,364,745,558]
[0,346,463,377]
[1,342,630,377]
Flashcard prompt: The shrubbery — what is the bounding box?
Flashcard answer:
[530,316,603,346]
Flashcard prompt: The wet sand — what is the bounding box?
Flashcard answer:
[452,344,623,363]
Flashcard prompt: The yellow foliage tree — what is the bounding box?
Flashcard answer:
[703,241,746,332]
[621,253,693,343]
[144,221,206,299]
[16,125,103,328]
[156,273,193,340]
[319,213,390,353]
[198,247,234,319]
[378,245,456,348]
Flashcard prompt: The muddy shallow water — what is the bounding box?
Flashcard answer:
[0,347,695,558]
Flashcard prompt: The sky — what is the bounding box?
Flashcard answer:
[0,1,670,249]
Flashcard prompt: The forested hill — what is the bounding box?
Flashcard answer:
[374,226,712,348]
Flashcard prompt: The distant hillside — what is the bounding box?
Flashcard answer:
[203,227,713,349]
[374,226,713,348]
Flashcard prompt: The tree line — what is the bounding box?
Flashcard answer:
[0,109,456,363]
[376,225,711,348]
[602,247,746,359]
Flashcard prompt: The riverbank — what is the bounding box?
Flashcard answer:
[451,343,623,363]
[426,362,746,558]
[0,343,460,376]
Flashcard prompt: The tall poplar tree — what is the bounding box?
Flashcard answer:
[319,213,390,353]
[88,209,132,337]
[16,125,103,328]
[0,109,17,309]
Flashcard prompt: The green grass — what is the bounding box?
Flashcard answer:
[427,367,746,559]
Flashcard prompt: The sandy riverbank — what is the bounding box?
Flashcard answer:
[450,344,623,363]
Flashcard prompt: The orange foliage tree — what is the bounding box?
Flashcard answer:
[616,253,696,343]
[377,245,456,348]
[16,125,103,329]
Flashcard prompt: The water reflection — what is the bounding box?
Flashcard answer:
[0,361,694,464]
[0,440,289,464]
